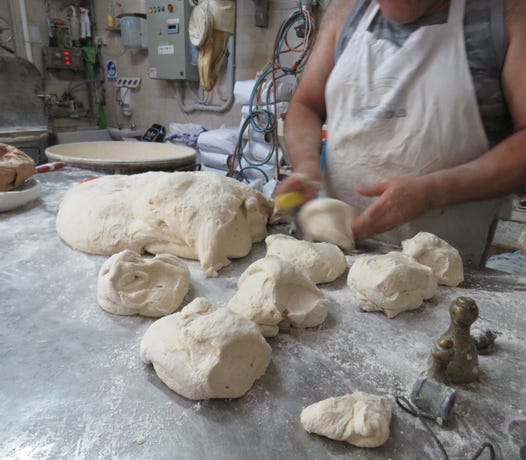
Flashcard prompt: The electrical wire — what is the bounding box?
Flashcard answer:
[229,7,315,183]
[395,396,496,460]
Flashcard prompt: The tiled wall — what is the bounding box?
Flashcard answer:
[3,0,321,134]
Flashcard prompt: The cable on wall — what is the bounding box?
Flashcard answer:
[229,7,315,184]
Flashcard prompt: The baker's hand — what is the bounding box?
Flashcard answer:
[274,159,323,204]
[352,176,433,241]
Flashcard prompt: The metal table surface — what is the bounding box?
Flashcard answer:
[1,168,525,460]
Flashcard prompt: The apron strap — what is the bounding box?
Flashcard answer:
[447,0,466,26]
[356,1,379,35]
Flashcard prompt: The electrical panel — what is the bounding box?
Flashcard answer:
[146,0,198,80]
[44,47,84,71]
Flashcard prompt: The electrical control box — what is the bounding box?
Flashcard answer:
[44,47,84,71]
[146,0,198,80]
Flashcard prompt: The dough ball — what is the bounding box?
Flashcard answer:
[140,297,271,400]
[301,392,392,448]
[227,255,329,337]
[97,249,190,317]
[56,171,274,277]
[402,232,464,287]
[265,234,347,284]
[347,252,437,318]
[297,198,356,250]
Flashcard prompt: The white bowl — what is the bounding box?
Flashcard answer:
[0,178,41,212]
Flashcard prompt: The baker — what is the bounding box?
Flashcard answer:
[276,0,526,265]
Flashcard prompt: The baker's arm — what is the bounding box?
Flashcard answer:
[275,1,353,201]
[352,0,526,241]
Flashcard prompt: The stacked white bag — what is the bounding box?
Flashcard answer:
[197,126,239,174]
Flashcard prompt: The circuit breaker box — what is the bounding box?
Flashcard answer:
[44,47,84,71]
[146,0,198,80]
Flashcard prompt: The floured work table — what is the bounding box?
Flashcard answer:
[1,168,525,459]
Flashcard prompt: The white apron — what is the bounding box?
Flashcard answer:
[325,0,499,265]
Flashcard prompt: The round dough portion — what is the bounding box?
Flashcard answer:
[265,234,347,284]
[297,198,356,250]
[56,171,274,277]
[402,232,464,287]
[301,392,392,448]
[97,249,190,317]
[227,255,329,337]
[140,297,272,400]
[347,252,437,318]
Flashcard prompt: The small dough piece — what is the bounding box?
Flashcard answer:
[56,171,274,277]
[227,255,329,337]
[301,392,392,448]
[265,234,347,284]
[97,249,190,317]
[402,232,464,287]
[297,198,356,250]
[347,252,437,318]
[140,297,271,400]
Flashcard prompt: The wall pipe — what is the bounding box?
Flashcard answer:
[174,34,236,113]
[17,0,32,63]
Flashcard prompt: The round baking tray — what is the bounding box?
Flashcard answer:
[45,141,197,174]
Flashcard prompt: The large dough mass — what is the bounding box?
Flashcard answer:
[301,392,392,448]
[347,252,437,318]
[140,297,271,400]
[265,234,347,284]
[297,198,356,250]
[56,171,274,276]
[402,232,464,287]
[97,249,190,317]
[227,255,329,337]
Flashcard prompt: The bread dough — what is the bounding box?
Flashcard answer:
[402,232,464,287]
[347,252,437,318]
[56,171,274,277]
[265,234,347,284]
[227,255,329,337]
[297,198,356,250]
[301,392,392,448]
[0,143,36,192]
[97,249,190,317]
[140,297,271,400]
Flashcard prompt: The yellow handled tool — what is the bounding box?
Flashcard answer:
[274,191,304,211]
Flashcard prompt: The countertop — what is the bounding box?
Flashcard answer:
[1,168,525,460]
